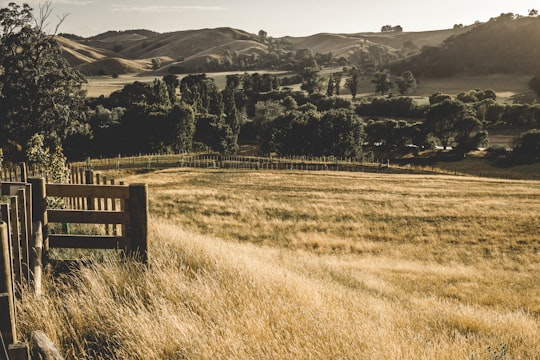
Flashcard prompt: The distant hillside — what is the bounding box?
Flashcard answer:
[391,14,540,77]
[58,19,538,77]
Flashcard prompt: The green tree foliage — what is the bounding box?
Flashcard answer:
[333,72,342,96]
[162,74,179,104]
[167,104,196,152]
[395,71,417,95]
[371,72,394,95]
[326,74,335,97]
[151,58,162,70]
[262,108,364,157]
[429,92,452,105]
[0,2,88,159]
[425,99,484,151]
[345,70,361,99]
[300,67,322,94]
[26,133,70,184]
[355,97,426,118]
[513,129,540,162]
[529,76,540,98]
[180,74,238,153]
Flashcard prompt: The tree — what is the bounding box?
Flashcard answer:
[169,104,195,152]
[371,71,394,96]
[300,67,322,94]
[333,72,342,95]
[528,9,539,17]
[162,74,179,104]
[326,74,335,96]
[424,99,481,150]
[258,29,267,42]
[513,129,540,162]
[151,58,162,70]
[0,2,88,159]
[395,71,417,95]
[529,75,540,98]
[345,70,361,99]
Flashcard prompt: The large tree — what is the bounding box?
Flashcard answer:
[424,99,483,150]
[0,2,88,158]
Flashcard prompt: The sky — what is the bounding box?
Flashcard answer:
[8,0,540,38]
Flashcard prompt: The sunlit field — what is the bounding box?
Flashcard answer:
[84,71,531,101]
[19,169,540,359]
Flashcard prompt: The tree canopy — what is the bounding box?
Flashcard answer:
[0,2,88,159]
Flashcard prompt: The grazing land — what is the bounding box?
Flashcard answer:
[18,169,540,359]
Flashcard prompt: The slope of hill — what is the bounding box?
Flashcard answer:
[391,14,540,77]
[58,16,540,77]
[56,35,109,67]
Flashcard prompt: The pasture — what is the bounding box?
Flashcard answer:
[17,169,540,359]
[84,71,533,101]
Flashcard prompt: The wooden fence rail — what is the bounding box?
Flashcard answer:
[0,168,148,359]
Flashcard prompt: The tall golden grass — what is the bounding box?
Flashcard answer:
[17,169,540,359]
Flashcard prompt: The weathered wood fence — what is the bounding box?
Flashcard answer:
[81,153,400,173]
[0,166,148,359]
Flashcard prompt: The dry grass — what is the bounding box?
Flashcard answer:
[17,169,540,359]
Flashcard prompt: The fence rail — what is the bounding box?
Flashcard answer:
[0,166,148,359]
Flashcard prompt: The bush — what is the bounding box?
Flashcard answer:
[512,129,540,162]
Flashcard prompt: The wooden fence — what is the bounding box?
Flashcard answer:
[78,153,404,174]
[0,169,148,359]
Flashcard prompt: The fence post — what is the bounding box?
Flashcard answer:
[18,163,27,183]
[30,222,43,297]
[0,221,17,348]
[28,177,48,274]
[128,184,148,263]
[85,170,94,210]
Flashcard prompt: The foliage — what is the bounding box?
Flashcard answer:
[26,133,69,183]
[425,99,481,150]
[513,129,540,162]
[0,2,88,159]
[355,97,426,118]
[345,70,361,99]
[300,67,322,95]
[429,92,452,105]
[392,14,540,77]
[529,75,540,98]
[395,71,417,95]
[151,58,162,70]
[262,108,364,157]
[371,71,394,95]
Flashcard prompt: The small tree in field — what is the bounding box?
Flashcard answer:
[345,70,361,99]
[371,71,394,96]
[395,71,417,95]
[529,76,540,99]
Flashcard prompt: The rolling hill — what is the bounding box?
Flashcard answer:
[58,14,540,77]
[390,14,540,77]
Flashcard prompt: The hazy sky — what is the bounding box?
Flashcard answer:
[10,0,540,37]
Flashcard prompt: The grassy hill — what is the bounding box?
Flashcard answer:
[58,26,467,76]
[392,15,540,77]
[18,169,540,358]
[59,16,540,78]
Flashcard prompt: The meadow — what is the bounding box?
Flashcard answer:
[18,169,540,359]
[84,71,532,101]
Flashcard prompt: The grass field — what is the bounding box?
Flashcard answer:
[18,169,540,359]
[84,70,533,101]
